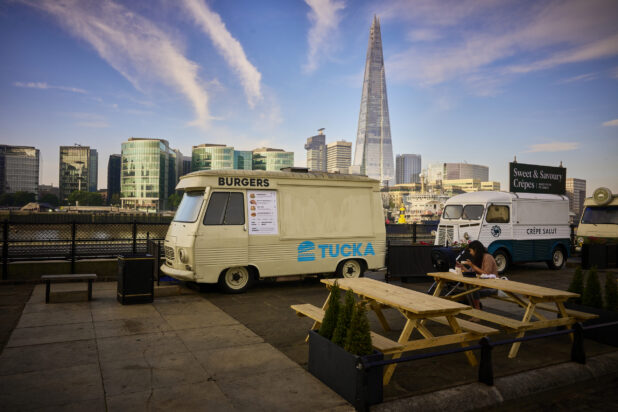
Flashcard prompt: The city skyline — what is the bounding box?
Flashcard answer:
[1,0,617,194]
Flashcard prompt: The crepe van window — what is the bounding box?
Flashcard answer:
[203,192,245,226]
[486,205,509,223]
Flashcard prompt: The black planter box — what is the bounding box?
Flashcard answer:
[308,330,383,410]
[607,244,617,268]
[117,254,154,305]
[386,244,435,279]
[565,302,618,347]
[581,244,608,269]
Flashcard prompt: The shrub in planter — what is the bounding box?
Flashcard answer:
[344,302,373,356]
[332,289,355,346]
[582,267,603,309]
[567,266,584,304]
[605,272,618,312]
[319,281,341,339]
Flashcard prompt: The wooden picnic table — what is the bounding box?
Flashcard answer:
[292,278,500,385]
[427,272,597,358]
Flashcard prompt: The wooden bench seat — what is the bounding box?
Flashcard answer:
[291,303,403,353]
[459,308,531,331]
[428,316,500,335]
[534,303,599,320]
[41,274,97,304]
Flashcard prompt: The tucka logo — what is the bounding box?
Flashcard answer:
[297,241,375,262]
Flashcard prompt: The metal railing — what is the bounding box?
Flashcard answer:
[359,321,618,386]
[1,219,169,278]
[386,223,437,245]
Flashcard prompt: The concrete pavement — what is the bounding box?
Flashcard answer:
[0,282,352,411]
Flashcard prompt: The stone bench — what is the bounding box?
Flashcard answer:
[41,274,97,303]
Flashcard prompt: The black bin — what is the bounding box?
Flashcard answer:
[117,254,155,305]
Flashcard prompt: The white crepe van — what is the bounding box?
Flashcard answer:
[434,191,570,273]
[575,187,618,251]
[160,169,386,293]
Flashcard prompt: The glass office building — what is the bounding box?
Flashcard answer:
[305,130,327,172]
[396,154,422,184]
[252,148,294,171]
[59,145,94,202]
[192,144,234,171]
[89,149,98,192]
[120,138,176,211]
[107,154,121,204]
[0,145,39,195]
[234,150,253,170]
[327,140,352,173]
[353,16,394,186]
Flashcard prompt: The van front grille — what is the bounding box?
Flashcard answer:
[164,246,175,261]
[437,226,454,246]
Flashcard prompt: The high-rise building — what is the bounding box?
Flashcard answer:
[252,148,294,171]
[353,16,394,186]
[0,145,39,195]
[305,129,327,172]
[192,144,234,171]
[445,163,488,181]
[88,149,98,192]
[566,178,587,217]
[107,154,121,204]
[172,149,184,185]
[59,145,95,202]
[120,138,176,211]
[396,154,422,184]
[182,156,192,176]
[234,150,253,170]
[327,140,352,173]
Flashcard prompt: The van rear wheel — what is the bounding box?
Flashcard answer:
[493,250,509,274]
[547,247,566,270]
[219,266,252,294]
[338,259,364,278]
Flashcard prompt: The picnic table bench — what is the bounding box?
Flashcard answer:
[41,274,97,303]
[292,278,499,385]
[427,272,598,358]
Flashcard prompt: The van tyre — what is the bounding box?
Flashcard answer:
[219,266,253,294]
[338,259,364,278]
[493,250,509,274]
[547,247,566,270]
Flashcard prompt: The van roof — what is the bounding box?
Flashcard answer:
[445,191,569,203]
[177,169,379,189]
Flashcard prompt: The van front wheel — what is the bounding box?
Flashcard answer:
[547,247,566,270]
[219,266,252,294]
[338,259,364,278]
[493,250,509,274]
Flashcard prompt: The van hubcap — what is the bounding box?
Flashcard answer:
[342,260,361,278]
[553,250,564,266]
[225,267,249,289]
[495,255,506,272]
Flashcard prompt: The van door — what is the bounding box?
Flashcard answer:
[194,190,249,282]
[482,203,513,250]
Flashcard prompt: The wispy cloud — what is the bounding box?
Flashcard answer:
[303,0,345,73]
[66,112,109,128]
[526,141,579,153]
[13,81,86,94]
[556,73,598,84]
[602,119,618,127]
[181,0,262,108]
[19,0,211,128]
[380,0,618,95]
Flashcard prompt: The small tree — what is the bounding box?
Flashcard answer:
[567,266,585,304]
[582,267,603,308]
[39,193,59,207]
[319,281,341,340]
[168,193,182,211]
[344,302,373,356]
[604,272,618,312]
[332,290,356,346]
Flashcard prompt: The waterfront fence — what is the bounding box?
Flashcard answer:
[385,223,437,245]
[1,219,169,279]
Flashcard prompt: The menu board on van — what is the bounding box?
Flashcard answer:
[247,190,278,235]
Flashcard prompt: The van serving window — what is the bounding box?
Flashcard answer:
[203,192,245,225]
[173,191,204,223]
[486,205,510,223]
[443,205,463,219]
[462,205,484,220]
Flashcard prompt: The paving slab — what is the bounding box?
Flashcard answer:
[91,300,160,322]
[94,316,171,339]
[6,322,95,347]
[175,324,263,352]
[161,312,239,330]
[16,307,92,328]
[96,331,188,363]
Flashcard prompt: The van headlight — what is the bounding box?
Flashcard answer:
[463,232,469,240]
[178,248,189,263]
[577,237,584,247]
[431,230,437,236]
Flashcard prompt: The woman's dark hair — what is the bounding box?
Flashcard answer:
[467,240,486,267]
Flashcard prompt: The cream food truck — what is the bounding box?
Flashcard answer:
[575,187,618,251]
[161,169,386,293]
[434,191,570,273]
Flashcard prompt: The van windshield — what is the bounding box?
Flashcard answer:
[463,205,484,220]
[173,191,204,222]
[443,205,463,219]
[581,206,618,225]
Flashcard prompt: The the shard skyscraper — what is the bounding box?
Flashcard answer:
[353,15,394,186]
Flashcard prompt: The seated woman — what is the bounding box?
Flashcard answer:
[456,240,498,310]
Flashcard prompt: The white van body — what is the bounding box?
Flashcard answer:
[435,191,570,272]
[161,170,386,292]
[576,190,618,250]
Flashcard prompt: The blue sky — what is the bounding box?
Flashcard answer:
[1,0,617,194]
